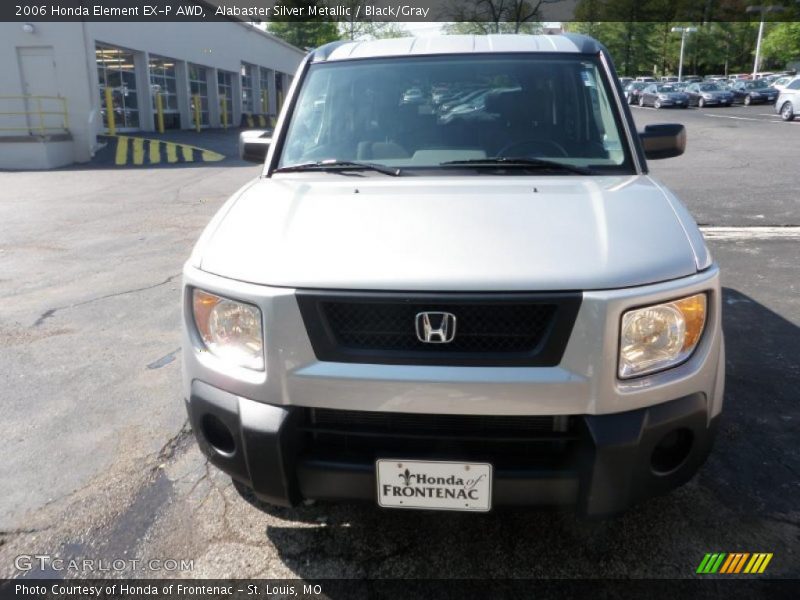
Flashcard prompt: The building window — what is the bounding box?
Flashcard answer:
[188,63,209,127]
[241,63,254,114]
[258,66,271,114]
[217,70,234,127]
[276,72,285,112]
[95,43,140,131]
[148,54,179,129]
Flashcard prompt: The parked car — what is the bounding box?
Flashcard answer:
[624,81,648,104]
[770,76,794,91]
[660,76,679,83]
[730,80,779,105]
[635,76,656,82]
[684,82,734,107]
[775,77,800,121]
[683,76,703,83]
[190,34,722,518]
[638,83,689,108]
[619,76,633,88]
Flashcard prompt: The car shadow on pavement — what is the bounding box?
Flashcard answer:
[240,287,799,579]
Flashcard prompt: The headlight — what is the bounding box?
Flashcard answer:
[192,290,264,370]
[702,93,713,99]
[619,293,707,379]
[658,94,669,100]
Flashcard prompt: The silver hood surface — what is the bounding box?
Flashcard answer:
[195,175,703,291]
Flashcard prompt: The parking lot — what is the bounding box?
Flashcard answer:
[0,103,798,580]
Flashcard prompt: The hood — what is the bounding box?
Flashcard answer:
[197,175,701,291]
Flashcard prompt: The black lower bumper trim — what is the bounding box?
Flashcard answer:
[186,382,718,516]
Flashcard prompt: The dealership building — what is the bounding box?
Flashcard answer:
[0,21,305,168]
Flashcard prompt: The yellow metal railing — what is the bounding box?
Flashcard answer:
[104,88,115,135]
[0,95,68,135]
[155,92,165,134]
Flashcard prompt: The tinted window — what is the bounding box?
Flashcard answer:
[278,55,633,172]
[787,80,800,90]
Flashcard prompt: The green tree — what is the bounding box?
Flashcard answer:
[443,0,562,35]
[337,1,409,40]
[267,1,341,50]
[761,22,800,67]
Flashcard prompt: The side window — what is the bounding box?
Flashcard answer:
[788,80,800,90]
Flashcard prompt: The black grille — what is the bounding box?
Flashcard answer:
[299,408,580,467]
[296,291,582,366]
[323,302,554,353]
[308,408,560,437]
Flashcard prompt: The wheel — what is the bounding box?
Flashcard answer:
[639,95,645,107]
[781,102,795,121]
[654,99,662,109]
[698,98,705,108]
[680,104,688,109]
[744,95,752,106]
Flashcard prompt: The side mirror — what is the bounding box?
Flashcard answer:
[639,123,686,160]
[239,130,272,163]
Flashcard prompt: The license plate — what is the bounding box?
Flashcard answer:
[376,459,492,512]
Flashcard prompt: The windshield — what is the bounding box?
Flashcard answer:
[276,54,632,173]
[657,85,678,93]
[743,81,763,89]
[699,84,721,91]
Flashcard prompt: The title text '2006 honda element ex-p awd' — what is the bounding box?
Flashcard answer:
[182,35,724,516]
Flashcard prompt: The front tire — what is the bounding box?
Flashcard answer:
[781,102,795,121]
[654,99,662,109]
[744,95,752,106]
[698,98,705,108]
[639,96,645,107]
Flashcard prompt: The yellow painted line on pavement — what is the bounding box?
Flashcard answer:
[201,150,225,162]
[165,142,178,163]
[132,137,145,165]
[149,139,161,164]
[114,136,128,165]
[107,135,225,166]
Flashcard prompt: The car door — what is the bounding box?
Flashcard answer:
[732,82,745,103]
[781,79,800,112]
[686,84,699,105]
[641,84,654,106]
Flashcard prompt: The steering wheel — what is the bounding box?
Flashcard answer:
[496,139,568,158]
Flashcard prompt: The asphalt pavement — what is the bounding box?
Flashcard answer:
[0,104,798,580]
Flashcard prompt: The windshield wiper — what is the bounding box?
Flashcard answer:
[439,157,591,175]
[273,159,401,176]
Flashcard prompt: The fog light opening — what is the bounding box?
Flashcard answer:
[201,414,236,455]
[651,428,694,475]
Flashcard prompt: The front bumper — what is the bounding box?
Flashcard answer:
[701,98,732,105]
[182,265,724,515]
[657,99,687,107]
[186,382,718,516]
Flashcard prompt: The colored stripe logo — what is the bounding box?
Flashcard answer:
[697,553,773,574]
